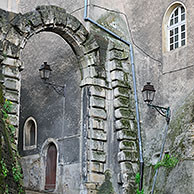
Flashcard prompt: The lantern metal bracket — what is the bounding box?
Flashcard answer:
[148,104,171,123]
[43,80,65,97]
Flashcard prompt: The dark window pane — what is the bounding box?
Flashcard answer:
[170,19,173,26]
[175,27,178,34]
[175,35,178,41]
[181,40,185,46]
[175,8,178,16]
[170,44,173,50]
[181,32,185,39]
[181,14,185,21]
[170,37,173,43]
[170,30,173,36]
[181,25,185,31]
[181,6,185,13]
[175,42,178,48]
[175,17,178,23]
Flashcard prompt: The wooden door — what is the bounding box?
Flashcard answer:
[45,143,57,191]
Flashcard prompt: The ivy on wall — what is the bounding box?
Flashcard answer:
[0,84,25,194]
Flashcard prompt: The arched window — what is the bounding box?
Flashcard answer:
[23,117,37,150]
[45,143,57,191]
[163,3,186,51]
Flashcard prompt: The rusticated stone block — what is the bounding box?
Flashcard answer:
[88,130,106,141]
[91,96,105,109]
[23,11,42,28]
[90,86,106,98]
[114,96,129,108]
[114,87,130,97]
[89,173,105,183]
[85,183,97,190]
[118,151,138,162]
[90,162,104,173]
[91,140,104,151]
[91,118,105,130]
[66,14,81,32]
[84,37,99,54]
[2,57,19,67]
[110,50,129,61]
[119,140,137,151]
[74,25,89,44]
[90,108,106,119]
[115,119,136,130]
[91,150,106,162]
[117,129,137,140]
[3,66,20,79]
[4,90,19,102]
[115,108,134,119]
[110,70,124,81]
[4,77,20,91]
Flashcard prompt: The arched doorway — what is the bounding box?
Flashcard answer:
[45,143,57,191]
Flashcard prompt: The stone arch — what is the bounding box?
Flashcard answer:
[0,5,102,134]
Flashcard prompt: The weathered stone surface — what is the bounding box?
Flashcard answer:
[111,70,124,81]
[117,129,137,140]
[90,86,106,98]
[114,96,129,108]
[119,140,137,151]
[115,119,136,130]
[89,129,106,141]
[90,173,105,183]
[115,108,134,119]
[4,90,19,102]
[91,118,105,130]
[3,65,20,78]
[2,57,20,67]
[110,50,129,61]
[91,140,104,151]
[90,108,106,119]
[114,87,130,97]
[91,96,105,108]
[66,13,81,32]
[118,151,138,162]
[90,162,104,173]
[91,150,106,162]
[4,77,20,90]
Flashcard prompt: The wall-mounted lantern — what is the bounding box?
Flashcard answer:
[39,62,65,97]
[142,82,170,123]
[142,82,171,194]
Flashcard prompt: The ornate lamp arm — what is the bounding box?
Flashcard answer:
[148,104,171,123]
[43,80,65,97]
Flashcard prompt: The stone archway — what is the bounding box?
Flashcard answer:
[0,5,102,136]
[0,5,107,193]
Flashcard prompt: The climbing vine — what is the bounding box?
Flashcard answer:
[0,84,25,194]
[135,173,144,194]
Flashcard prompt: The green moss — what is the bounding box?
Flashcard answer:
[123,129,136,137]
[123,141,134,147]
[118,96,129,106]
[118,87,129,95]
[97,170,115,194]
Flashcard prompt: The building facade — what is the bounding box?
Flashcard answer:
[0,0,193,194]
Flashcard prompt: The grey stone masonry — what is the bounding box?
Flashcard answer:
[108,41,138,193]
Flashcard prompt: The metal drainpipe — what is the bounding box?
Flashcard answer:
[84,0,144,190]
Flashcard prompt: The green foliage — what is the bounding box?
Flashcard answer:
[0,159,9,177]
[5,184,9,194]
[154,154,178,170]
[12,163,23,182]
[0,97,25,193]
[135,172,140,184]
[136,188,144,194]
[135,173,144,194]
